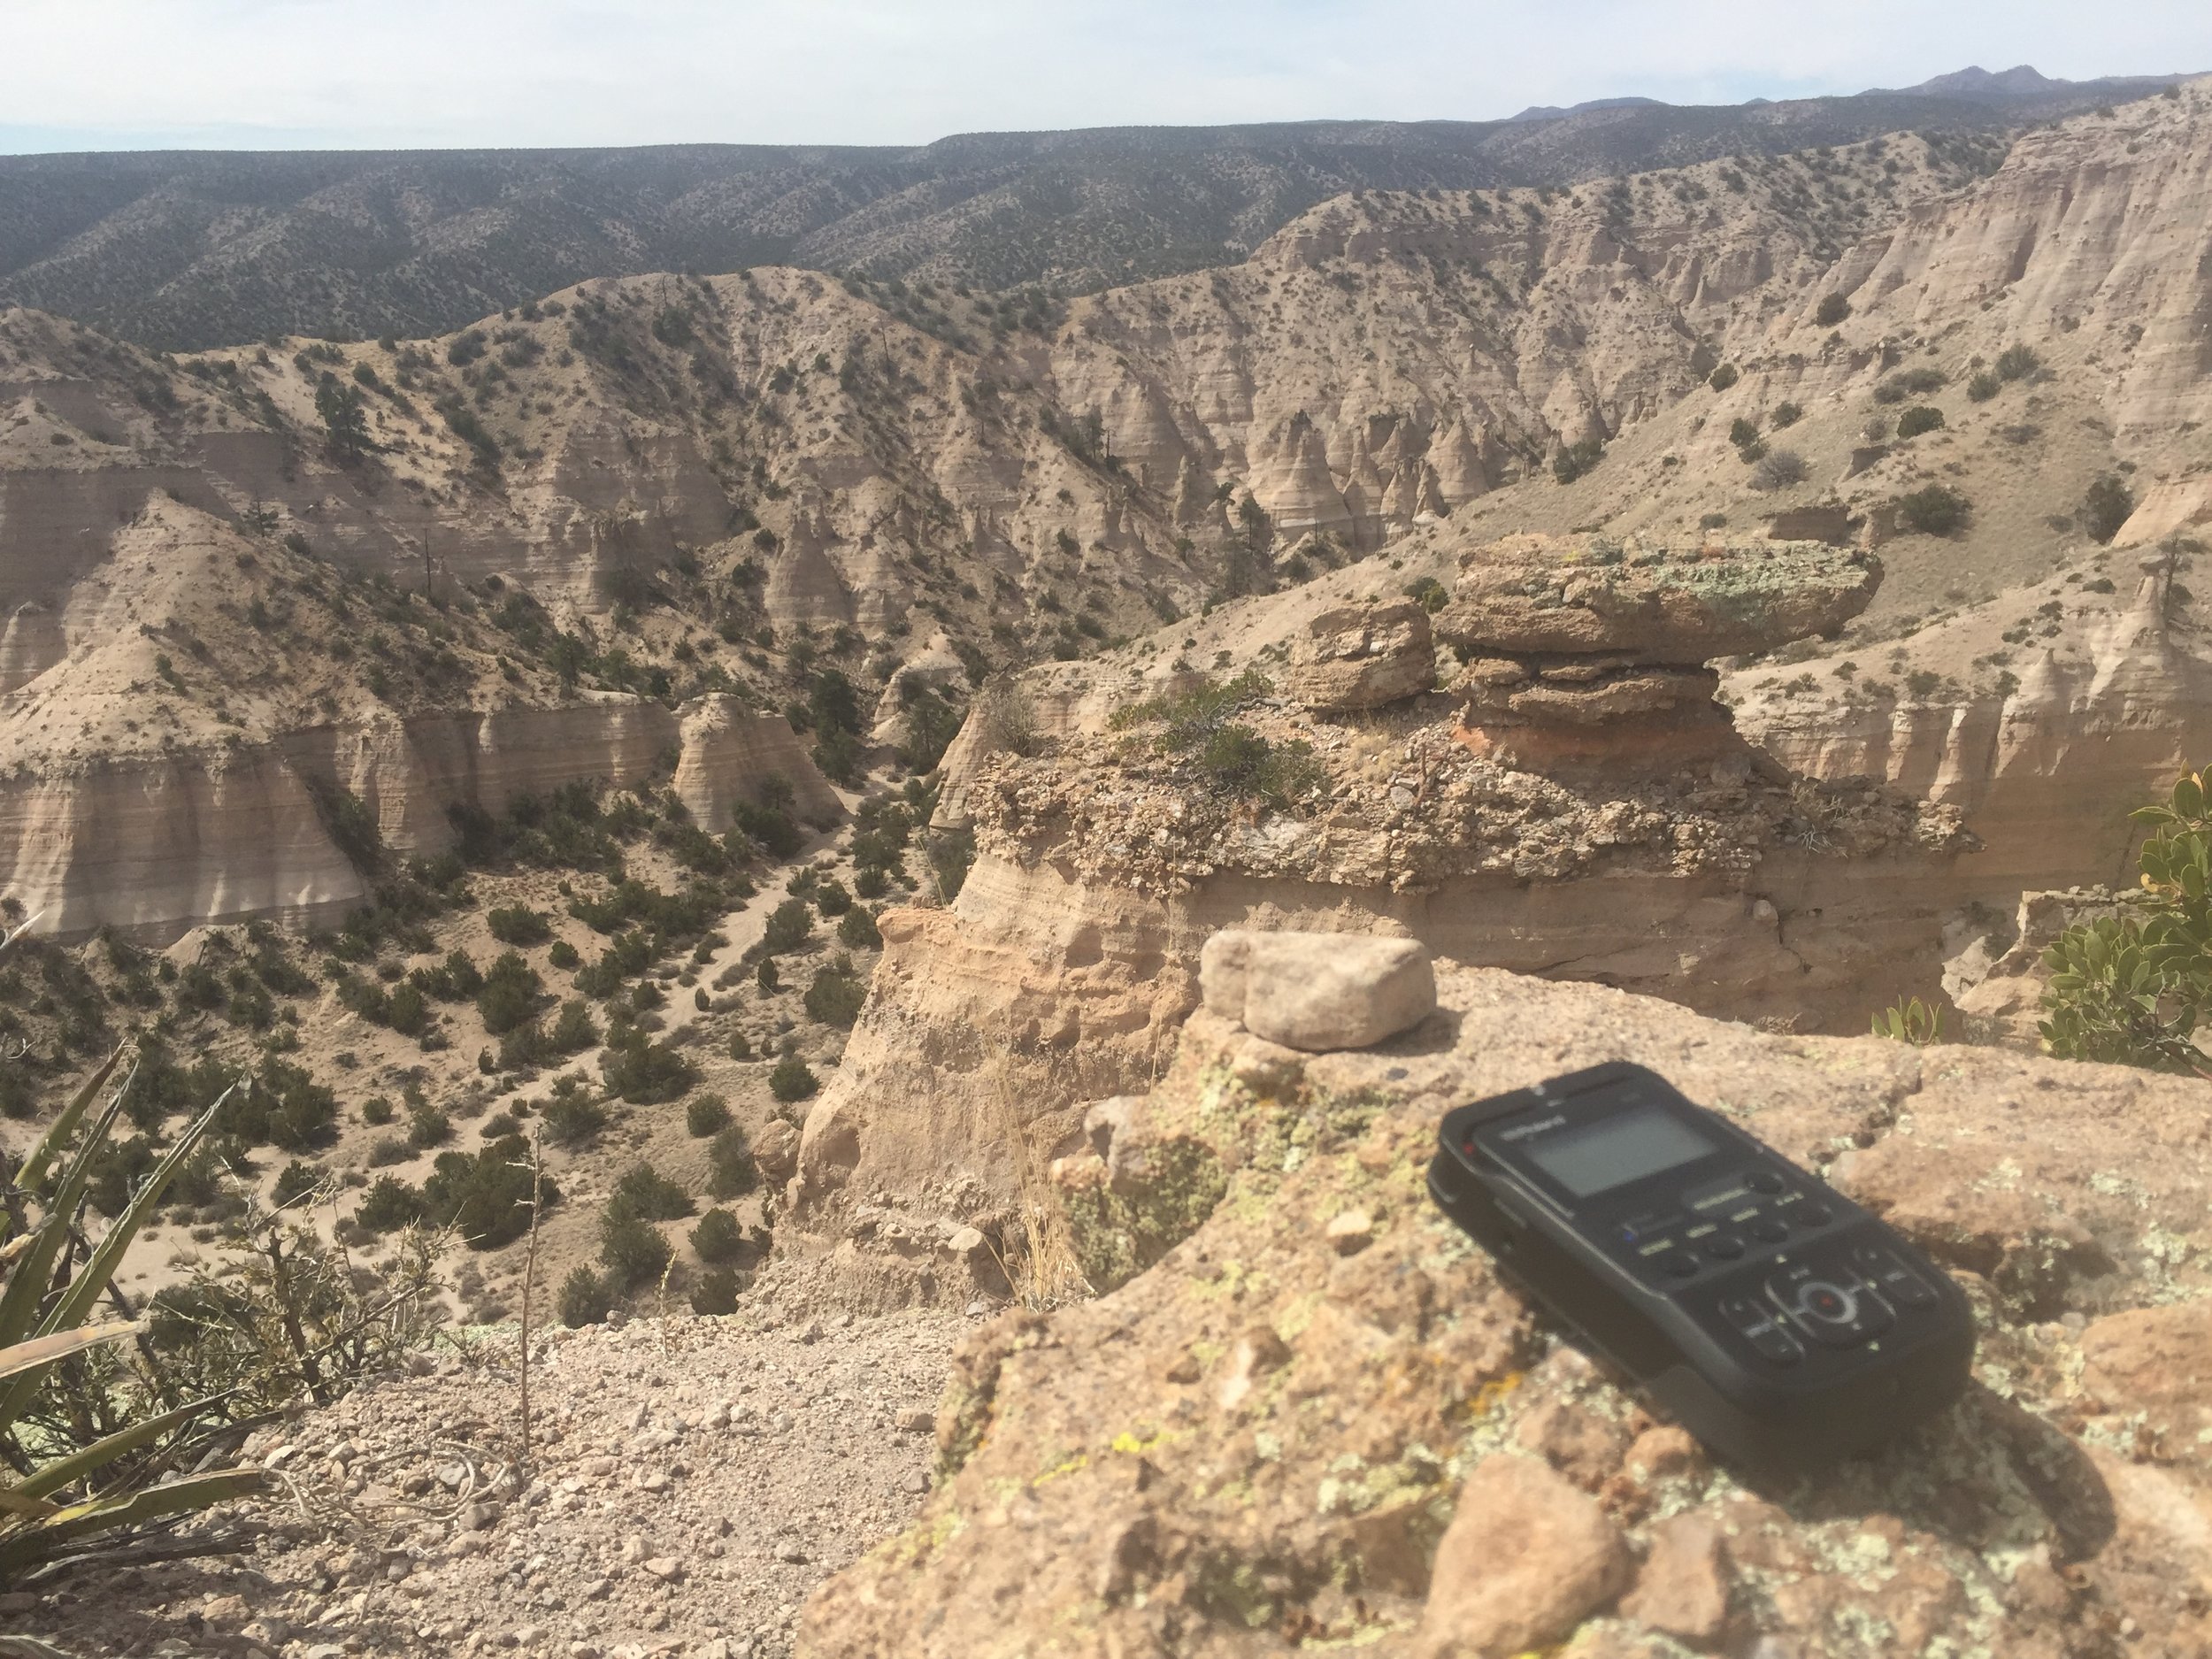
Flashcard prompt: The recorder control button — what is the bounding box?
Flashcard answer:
[1719,1294,1803,1365]
[1656,1249,1701,1279]
[1702,1233,1746,1261]
[1744,1170,1786,1194]
[1768,1266,1893,1348]
[1750,1217,1790,1244]
[1791,1202,1835,1229]
[1850,1244,1939,1309]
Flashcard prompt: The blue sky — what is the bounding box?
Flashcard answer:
[4,0,2208,152]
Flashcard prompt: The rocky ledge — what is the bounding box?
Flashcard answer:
[803,964,2212,1658]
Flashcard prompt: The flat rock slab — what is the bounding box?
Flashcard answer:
[1437,532,1880,663]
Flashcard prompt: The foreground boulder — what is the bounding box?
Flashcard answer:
[1199,928,1437,1050]
[801,964,2212,1658]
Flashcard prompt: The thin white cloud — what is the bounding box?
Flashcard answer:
[4,0,2208,151]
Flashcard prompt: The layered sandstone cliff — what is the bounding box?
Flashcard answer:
[803,964,2212,1658]
[790,533,1966,1264]
[0,498,836,938]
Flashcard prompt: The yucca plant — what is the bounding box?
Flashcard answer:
[0,1033,263,1579]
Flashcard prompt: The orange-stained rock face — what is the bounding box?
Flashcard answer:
[799,964,2212,1659]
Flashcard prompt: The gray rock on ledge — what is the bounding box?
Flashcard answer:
[1200,928,1438,1050]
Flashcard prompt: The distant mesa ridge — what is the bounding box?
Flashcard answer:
[0,65,2196,349]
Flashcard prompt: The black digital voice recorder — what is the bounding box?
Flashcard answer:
[1428,1061,1976,1471]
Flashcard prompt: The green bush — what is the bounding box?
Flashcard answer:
[599,1023,698,1103]
[542,1079,610,1147]
[1727,417,1760,449]
[559,1266,614,1327]
[1995,344,2040,381]
[475,951,543,1034]
[1770,402,1802,429]
[2083,476,2134,544]
[686,1094,732,1136]
[1895,405,1945,439]
[690,1207,744,1263]
[420,1137,556,1249]
[1967,370,2001,403]
[1707,363,1740,391]
[730,1030,754,1061]
[838,906,882,950]
[355,1174,424,1233]
[367,1134,412,1168]
[271,1160,324,1209]
[689,1268,741,1316]
[707,1125,759,1198]
[1896,484,1971,536]
[1551,436,1604,484]
[1813,294,1851,326]
[362,1095,395,1125]
[769,1056,819,1105]
[812,877,852,918]
[2041,768,2212,1070]
[487,906,552,946]
[599,1208,672,1288]
[548,940,580,970]
[805,957,867,1027]
[405,1098,451,1149]
[763,899,813,952]
[1874,365,1947,404]
[609,1161,695,1222]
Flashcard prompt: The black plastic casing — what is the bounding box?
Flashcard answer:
[1427,1061,1975,1471]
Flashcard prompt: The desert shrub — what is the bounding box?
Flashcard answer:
[769,1056,818,1105]
[690,1207,744,1263]
[1995,344,2041,381]
[1707,363,1740,391]
[1967,370,2001,402]
[1874,366,1947,404]
[2040,768,2212,1070]
[355,1174,424,1233]
[1551,436,1603,483]
[2082,476,2134,544]
[757,957,780,993]
[487,906,552,946]
[599,1023,697,1103]
[1813,294,1851,326]
[729,1030,754,1061]
[689,1268,741,1316]
[1895,405,1945,439]
[686,1093,732,1137]
[474,951,543,1034]
[811,877,852,918]
[707,1125,759,1198]
[559,1266,614,1327]
[542,1079,611,1147]
[1770,401,1803,429]
[271,1160,324,1210]
[599,1209,672,1289]
[610,1161,695,1222]
[1728,417,1761,449]
[548,940,580,970]
[804,957,867,1027]
[1750,449,1808,491]
[405,1098,451,1148]
[1109,672,1324,810]
[362,1096,395,1126]
[1896,485,1971,537]
[731,784,804,859]
[837,906,882,950]
[544,997,596,1053]
[763,899,813,952]
[419,1137,555,1250]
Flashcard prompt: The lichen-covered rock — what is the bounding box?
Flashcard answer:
[1282,601,1437,710]
[1437,533,1879,664]
[800,965,2212,1658]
